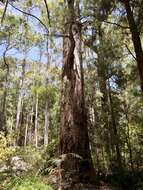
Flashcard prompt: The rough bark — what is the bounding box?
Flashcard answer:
[59,0,95,188]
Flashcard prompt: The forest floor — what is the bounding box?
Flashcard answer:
[0,145,142,190]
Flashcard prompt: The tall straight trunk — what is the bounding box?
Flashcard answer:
[17,106,25,146]
[97,36,112,165]
[44,34,50,146]
[97,60,113,169]
[35,93,38,148]
[16,97,24,146]
[126,124,134,171]
[123,0,143,92]
[24,115,29,146]
[108,79,122,168]
[59,0,94,187]
[28,104,34,145]
[0,67,9,134]
[123,102,134,171]
[44,102,49,145]
[96,26,112,169]
[16,94,23,130]
[16,59,26,145]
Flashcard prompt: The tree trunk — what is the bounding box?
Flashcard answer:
[123,0,143,92]
[16,59,26,145]
[44,101,49,145]
[44,33,50,146]
[97,34,112,168]
[108,79,122,168]
[28,104,34,145]
[123,102,134,171]
[95,25,112,170]
[59,0,95,187]
[24,115,29,146]
[35,93,38,148]
[16,94,23,131]
[0,67,9,134]
[17,106,25,146]
[97,60,113,170]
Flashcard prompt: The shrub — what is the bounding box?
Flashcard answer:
[0,133,15,164]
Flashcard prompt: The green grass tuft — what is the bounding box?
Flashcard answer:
[5,176,54,190]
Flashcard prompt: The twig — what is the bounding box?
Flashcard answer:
[103,21,130,29]
[81,19,130,30]
[43,0,51,26]
[125,44,136,61]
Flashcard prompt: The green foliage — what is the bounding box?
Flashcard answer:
[38,140,59,175]
[45,139,59,159]
[0,133,15,163]
[5,176,54,190]
[14,146,46,170]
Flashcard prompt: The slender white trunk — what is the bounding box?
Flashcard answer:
[35,93,39,147]
[16,94,23,130]
[29,100,34,144]
[44,102,49,145]
[16,59,25,144]
[24,115,29,146]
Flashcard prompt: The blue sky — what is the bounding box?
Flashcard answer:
[0,2,51,63]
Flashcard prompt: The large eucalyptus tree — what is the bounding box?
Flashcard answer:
[59,0,95,188]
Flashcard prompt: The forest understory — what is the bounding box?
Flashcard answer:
[0,145,143,190]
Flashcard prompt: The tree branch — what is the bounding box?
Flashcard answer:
[43,0,51,26]
[103,20,130,29]
[9,2,49,33]
[9,3,69,38]
[1,0,9,24]
[125,43,136,61]
[3,41,10,71]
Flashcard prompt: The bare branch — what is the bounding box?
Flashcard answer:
[43,0,51,26]
[9,2,49,33]
[3,42,10,71]
[103,21,130,29]
[125,43,136,61]
[1,0,9,24]
[9,3,69,38]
